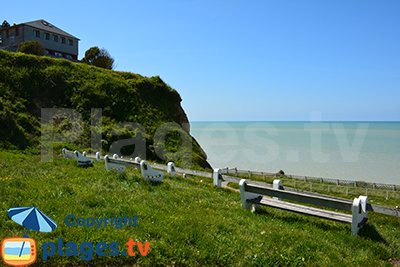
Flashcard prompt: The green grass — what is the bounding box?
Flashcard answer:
[0,150,399,266]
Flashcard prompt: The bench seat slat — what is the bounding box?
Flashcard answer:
[245,183,353,212]
[107,157,139,167]
[249,197,352,224]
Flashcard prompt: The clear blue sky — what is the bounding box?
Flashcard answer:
[6,0,400,121]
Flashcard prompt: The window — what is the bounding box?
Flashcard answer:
[68,39,73,46]
[54,52,62,57]
[61,37,66,44]
[53,35,58,42]
[45,32,50,40]
[34,30,40,38]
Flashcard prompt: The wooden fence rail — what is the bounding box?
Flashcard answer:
[231,169,399,191]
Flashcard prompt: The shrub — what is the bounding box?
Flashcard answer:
[17,40,45,56]
[82,46,114,69]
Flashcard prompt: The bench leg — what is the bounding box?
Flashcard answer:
[273,179,284,200]
[351,195,368,235]
[239,179,262,210]
[213,168,222,187]
[167,162,176,177]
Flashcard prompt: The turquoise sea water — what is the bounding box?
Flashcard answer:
[190,122,400,184]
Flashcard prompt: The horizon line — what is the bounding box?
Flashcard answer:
[190,120,400,123]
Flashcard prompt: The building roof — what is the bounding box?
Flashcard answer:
[21,19,79,40]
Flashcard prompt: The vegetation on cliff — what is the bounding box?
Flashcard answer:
[0,50,210,169]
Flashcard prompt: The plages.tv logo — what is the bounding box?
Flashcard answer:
[1,237,37,266]
[1,206,57,266]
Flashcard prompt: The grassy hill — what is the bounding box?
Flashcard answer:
[0,50,210,169]
[0,151,399,266]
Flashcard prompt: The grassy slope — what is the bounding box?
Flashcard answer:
[0,50,210,169]
[0,151,399,266]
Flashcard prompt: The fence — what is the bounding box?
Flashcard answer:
[62,149,400,215]
[220,167,399,191]
[218,167,400,201]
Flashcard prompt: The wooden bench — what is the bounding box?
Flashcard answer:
[61,148,75,159]
[103,154,165,182]
[239,179,368,235]
[62,148,93,167]
[73,150,93,167]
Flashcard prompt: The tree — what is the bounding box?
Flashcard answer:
[17,40,45,56]
[1,20,10,28]
[82,46,114,69]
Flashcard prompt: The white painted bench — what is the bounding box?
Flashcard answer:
[140,160,164,182]
[61,148,75,159]
[73,150,93,167]
[239,179,368,235]
[102,154,165,182]
[104,154,127,173]
[62,148,93,167]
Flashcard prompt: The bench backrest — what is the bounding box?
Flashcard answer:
[240,179,353,211]
[106,156,138,167]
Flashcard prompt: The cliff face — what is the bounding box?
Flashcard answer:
[176,103,190,133]
[0,50,211,169]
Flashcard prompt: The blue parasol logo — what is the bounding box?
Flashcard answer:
[8,207,57,233]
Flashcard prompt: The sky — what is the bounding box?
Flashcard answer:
[5,0,400,121]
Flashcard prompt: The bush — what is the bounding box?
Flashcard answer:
[17,40,45,56]
[82,46,114,69]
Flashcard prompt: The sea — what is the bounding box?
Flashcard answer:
[190,122,400,185]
